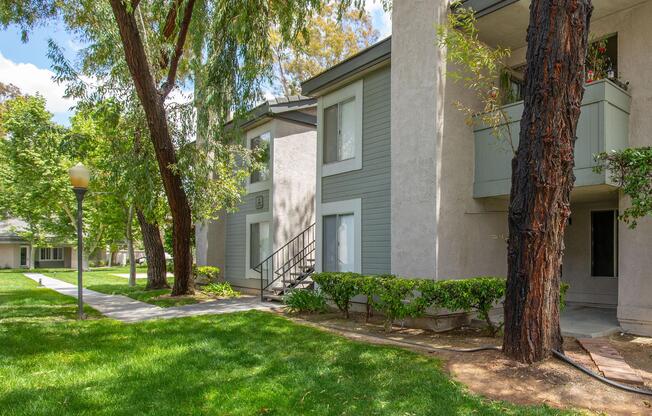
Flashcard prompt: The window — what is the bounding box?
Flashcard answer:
[323,214,355,272]
[20,246,28,267]
[250,132,271,184]
[591,210,618,277]
[323,98,355,164]
[39,247,63,261]
[249,221,271,269]
[320,80,362,176]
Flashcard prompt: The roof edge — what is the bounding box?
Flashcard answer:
[301,37,391,96]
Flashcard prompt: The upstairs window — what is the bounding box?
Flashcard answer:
[323,98,356,164]
[320,80,363,177]
[250,132,270,184]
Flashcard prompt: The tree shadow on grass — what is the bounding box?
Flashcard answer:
[0,310,576,416]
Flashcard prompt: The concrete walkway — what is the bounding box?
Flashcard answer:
[24,273,278,323]
[561,305,621,338]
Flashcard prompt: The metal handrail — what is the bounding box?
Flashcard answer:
[255,223,315,300]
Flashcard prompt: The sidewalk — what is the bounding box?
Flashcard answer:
[24,273,278,323]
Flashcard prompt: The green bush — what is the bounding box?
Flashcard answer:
[195,266,221,284]
[422,277,505,336]
[284,289,327,314]
[202,282,239,298]
[311,272,360,318]
[312,272,569,336]
[371,277,426,332]
[356,275,385,321]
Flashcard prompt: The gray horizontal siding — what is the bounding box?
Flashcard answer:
[321,67,391,275]
[224,190,269,282]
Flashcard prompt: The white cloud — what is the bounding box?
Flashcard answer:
[365,0,392,38]
[0,52,76,115]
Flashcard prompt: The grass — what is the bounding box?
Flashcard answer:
[43,266,198,308]
[0,272,582,416]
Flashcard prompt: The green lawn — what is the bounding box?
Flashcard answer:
[0,272,581,416]
[44,266,198,307]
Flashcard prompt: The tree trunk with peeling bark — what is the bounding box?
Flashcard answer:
[109,0,194,295]
[503,0,593,363]
[137,208,169,290]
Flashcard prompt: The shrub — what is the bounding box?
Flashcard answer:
[356,275,387,322]
[423,277,506,336]
[195,266,221,284]
[284,289,327,314]
[166,260,174,273]
[313,273,570,336]
[202,282,239,298]
[312,272,361,318]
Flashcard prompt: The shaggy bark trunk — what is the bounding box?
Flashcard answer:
[110,0,194,295]
[126,205,136,287]
[503,0,592,363]
[137,208,169,290]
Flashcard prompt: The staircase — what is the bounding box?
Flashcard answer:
[253,223,315,302]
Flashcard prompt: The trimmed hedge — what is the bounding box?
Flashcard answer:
[312,273,570,335]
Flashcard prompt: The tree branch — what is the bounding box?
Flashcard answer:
[159,0,195,99]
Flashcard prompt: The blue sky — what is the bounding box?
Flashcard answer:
[0,3,391,126]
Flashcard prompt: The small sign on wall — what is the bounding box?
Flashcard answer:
[255,195,264,210]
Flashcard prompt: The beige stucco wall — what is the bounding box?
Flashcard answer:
[0,244,20,268]
[272,119,316,248]
[195,215,226,277]
[390,0,446,278]
[391,0,509,280]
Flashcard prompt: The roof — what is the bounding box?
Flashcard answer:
[232,95,317,130]
[460,0,520,18]
[0,218,28,243]
[301,36,391,96]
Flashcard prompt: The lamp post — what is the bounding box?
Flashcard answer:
[69,163,90,320]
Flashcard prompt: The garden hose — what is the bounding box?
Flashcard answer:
[551,349,652,397]
[314,323,652,396]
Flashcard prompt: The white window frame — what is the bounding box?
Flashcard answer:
[39,247,63,261]
[318,80,363,177]
[315,198,362,273]
[246,124,273,194]
[245,211,273,279]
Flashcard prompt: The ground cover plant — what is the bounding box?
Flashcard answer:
[0,271,580,415]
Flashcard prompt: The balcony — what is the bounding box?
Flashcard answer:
[473,79,631,198]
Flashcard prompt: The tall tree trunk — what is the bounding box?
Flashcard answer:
[136,208,169,290]
[126,205,136,287]
[503,0,592,363]
[29,245,36,270]
[110,0,194,295]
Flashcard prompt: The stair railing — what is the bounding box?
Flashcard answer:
[254,223,316,300]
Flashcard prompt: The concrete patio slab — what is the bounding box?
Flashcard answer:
[561,305,621,338]
[24,273,278,323]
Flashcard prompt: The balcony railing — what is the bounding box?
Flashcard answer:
[473,79,631,198]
